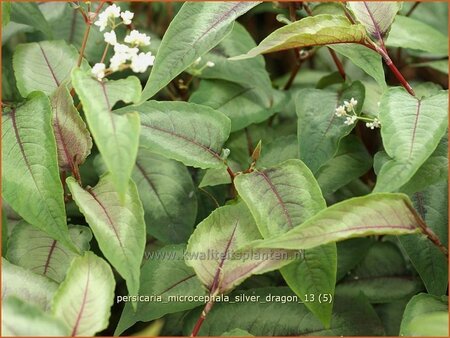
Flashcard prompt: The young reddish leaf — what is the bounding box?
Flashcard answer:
[51,83,92,174]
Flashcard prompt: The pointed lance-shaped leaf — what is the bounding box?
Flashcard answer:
[141,1,261,101]
[122,100,231,169]
[71,68,141,200]
[7,222,92,283]
[186,201,297,294]
[2,92,74,250]
[256,193,421,250]
[67,175,145,301]
[13,40,88,97]
[133,147,197,244]
[2,258,58,311]
[51,252,115,336]
[347,2,401,41]
[51,83,92,173]
[235,159,336,327]
[230,15,368,60]
[374,88,448,193]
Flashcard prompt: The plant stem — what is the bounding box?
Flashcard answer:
[190,298,215,337]
[406,2,421,17]
[100,43,110,64]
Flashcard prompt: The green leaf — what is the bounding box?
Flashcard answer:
[296,81,365,174]
[185,201,296,294]
[235,159,326,237]
[347,2,401,40]
[7,222,92,283]
[71,68,141,199]
[51,83,92,172]
[2,297,70,336]
[115,245,207,336]
[230,15,367,60]
[67,175,145,299]
[10,2,52,37]
[2,258,58,311]
[235,159,335,326]
[374,299,410,336]
[128,100,231,169]
[257,135,298,167]
[387,15,449,56]
[336,238,375,281]
[2,93,73,249]
[194,22,273,106]
[374,88,448,193]
[141,1,260,100]
[133,147,197,243]
[184,288,384,335]
[316,135,372,195]
[51,252,115,336]
[13,40,85,97]
[336,242,422,303]
[400,293,448,336]
[398,181,448,295]
[222,328,253,336]
[257,193,421,250]
[412,60,449,74]
[330,44,386,88]
[189,80,275,132]
[2,49,22,102]
[2,1,11,27]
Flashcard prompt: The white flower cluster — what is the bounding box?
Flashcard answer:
[91,5,155,81]
[335,97,381,129]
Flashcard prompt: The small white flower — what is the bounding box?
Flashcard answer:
[193,57,202,66]
[94,13,108,31]
[121,10,134,25]
[104,4,121,18]
[377,101,381,107]
[372,118,381,128]
[124,30,151,46]
[344,115,357,126]
[104,30,117,45]
[335,105,346,117]
[113,43,139,59]
[366,122,374,129]
[344,97,358,112]
[131,52,155,73]
[206,61,215,68]
[91,63,106,80]
[109,53,127,71]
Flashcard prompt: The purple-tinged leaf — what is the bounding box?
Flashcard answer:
[51,83,92,173]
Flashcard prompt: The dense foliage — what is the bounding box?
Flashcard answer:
[1,1,448,336]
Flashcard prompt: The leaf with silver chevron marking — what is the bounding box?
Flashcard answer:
[374,88,448,193]
[235,159,336,327]
[141,1,261,100]
[71,68,141,200]
[186,201,296,294]
[130,100,231,169]
[67,175,145,303]
[256,193,421,250]
[7,222,92,283]
[51,252,115,336]
[1,92,74,250]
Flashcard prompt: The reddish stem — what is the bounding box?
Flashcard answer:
[190,299,215,337]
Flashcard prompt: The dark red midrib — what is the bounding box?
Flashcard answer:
[87,189,125,251]
[158,274,197,296]
[135,161,171,219]
[141,123,222,162]
[257,171,294,229]
[362,1,385,40]
[71,264,90,336]
[43,240,57,276]
[210,221,238,292]
[53,93,75,171]
[409,100,422,159]
[38,42,60,87]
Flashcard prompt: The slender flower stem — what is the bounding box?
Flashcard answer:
[406,2,421,17]
[100,43,110,64]
[190,298,215,336]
